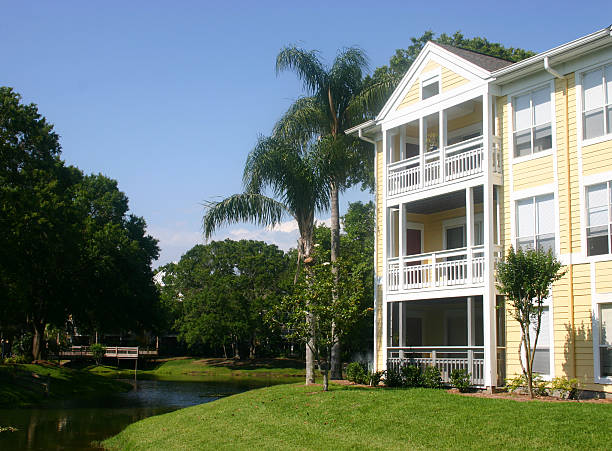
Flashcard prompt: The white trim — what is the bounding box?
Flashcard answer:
[510,183,556,201]
[590,262,612,384]
[508,81,556,164]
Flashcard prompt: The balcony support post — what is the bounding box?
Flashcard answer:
[419,116,425,188]
[399,204,405,290]
[466,187,474,283]
[483,91,497,391]
[440,110,446,182]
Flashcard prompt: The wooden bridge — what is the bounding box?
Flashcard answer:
[58,346,157,360]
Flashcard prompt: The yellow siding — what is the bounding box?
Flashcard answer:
[404,205,483,253]
[555,75,581,254]
[441,67,469,92]
[512,155,555,191]
[595,260,612,293]
[583,139,612,176]
[397,81,420,110]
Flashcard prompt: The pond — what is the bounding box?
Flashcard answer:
[0,376,293,450]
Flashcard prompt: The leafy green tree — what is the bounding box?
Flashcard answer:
[71,174,160,337]
[203,135,329,381]
[496,247,565,398]
[0,87,83,360]
[0,87,160,359]
[167,240,289,358]
[268,242,367,391]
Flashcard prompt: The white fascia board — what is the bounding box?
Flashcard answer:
[377,43,493,123]
[345,120,376,135]
[492,26,612,84]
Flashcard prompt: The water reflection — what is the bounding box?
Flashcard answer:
[0,377,293,450]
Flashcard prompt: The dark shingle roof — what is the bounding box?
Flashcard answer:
[433,43,514,72]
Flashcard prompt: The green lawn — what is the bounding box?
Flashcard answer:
[103,383,612,450]
[87,357,306,380]
[0,363,131,406]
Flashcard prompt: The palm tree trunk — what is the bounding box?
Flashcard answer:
[330,181,342,379]
[301,229,316,385]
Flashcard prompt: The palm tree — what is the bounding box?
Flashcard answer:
[203,135,329,384]
[275,46,393,378]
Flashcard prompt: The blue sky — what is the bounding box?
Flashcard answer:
[1,1,609,266]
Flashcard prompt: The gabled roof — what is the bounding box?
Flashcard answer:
[432,43,514,72]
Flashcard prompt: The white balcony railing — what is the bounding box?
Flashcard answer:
[387,246,485,292]
[387,346,485,386]
[388,136,492,196]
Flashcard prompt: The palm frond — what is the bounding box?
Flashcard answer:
[344,73,399,125]
[276,46,328,95]
[273,96,328,144]
[202,193,288,239]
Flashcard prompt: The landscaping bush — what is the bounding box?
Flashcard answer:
[346,362,369,384]
[369,371,384,387]
[450,369,471,392]
[422,365,443,389]
[384,367,404,387]
[551,377,580,399]
[90,343,107,366]
[401,364,423,388]
[532,374,549,396]
[505,374,526,392]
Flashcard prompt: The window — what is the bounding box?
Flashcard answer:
[513,86,552,157]
[530,306,551,376]
[599,304,612,378]
[422,76,439,100]
[582,64,612,140]
[586,182,612,256]
[516,194,555,252]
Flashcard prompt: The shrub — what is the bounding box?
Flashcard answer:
[532,374,549,396]
[450,368,471,392]
[384,367,404,387]
[369,371,384,387]
[90,343,107,366]
[346,362,369,384]
[505,374,526,392]
[422,365,443,389]
[1,355,29,364]
[551,377,580,399]
[401,364,423,388]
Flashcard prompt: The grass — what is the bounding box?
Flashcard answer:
[103,384,612,450]
[0,362,132,407]
[84,357,306,381]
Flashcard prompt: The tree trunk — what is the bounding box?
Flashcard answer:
[249,334,256,360]
[329,181,342,379]
[31,320,45,361]
[302,225,316,385]
[323,369,329,391]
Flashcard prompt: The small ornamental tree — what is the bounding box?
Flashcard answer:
[496,247,565,398]
[267,245,368,391]
[90,343,106,366]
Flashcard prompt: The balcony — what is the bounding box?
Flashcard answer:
[387,346,485,386]
[388,136,502,197]
[387,246,485,292]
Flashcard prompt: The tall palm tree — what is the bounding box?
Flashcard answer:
[203,135,329,384]
[275,46,393,378]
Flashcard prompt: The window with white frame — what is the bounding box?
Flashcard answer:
[530,306,552,376]
[586,181,612,256]
[513,86,552,157]
[599,304,612,378]
[516,194,555,252]
[421,75,440,100]
[582,64,612,140]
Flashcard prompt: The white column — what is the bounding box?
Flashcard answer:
[467,296,474,381]
[482,92,497,390]
[382,130,389,371]
[419,117,425,188]
[399,302,405,359]
[399,204,405,289]
[466,187,474,283]
[399,125,405,161]
[440,110,446,182]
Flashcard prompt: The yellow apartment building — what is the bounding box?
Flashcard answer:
[348,26,612,395]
